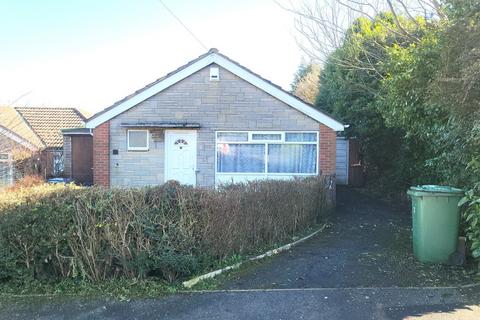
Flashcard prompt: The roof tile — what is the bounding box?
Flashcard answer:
[14,107,86,148]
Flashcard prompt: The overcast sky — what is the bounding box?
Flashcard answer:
[0,0,304,114]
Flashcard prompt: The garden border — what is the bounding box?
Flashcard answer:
[182,223,328,288]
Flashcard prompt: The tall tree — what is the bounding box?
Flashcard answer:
[291,63,321,104]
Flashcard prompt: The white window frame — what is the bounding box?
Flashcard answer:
[215,130,319,176]
[0,153,10,162]
[127,129,149,151]
[0,153,13,187]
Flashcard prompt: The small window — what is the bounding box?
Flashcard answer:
[252,133,282,141]
[217,132,248,142]
[285,132,317,142]
[127,130,149,151]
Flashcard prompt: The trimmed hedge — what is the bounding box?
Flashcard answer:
[0,177,332,283]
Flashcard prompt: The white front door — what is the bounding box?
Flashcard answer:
[165,130,197,185]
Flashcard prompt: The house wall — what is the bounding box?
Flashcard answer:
[95,64,337,187]
[319,124,336,175]
[93,122,110,187]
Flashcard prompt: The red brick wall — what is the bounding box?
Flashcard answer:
[319,124,336,176]
[93,121,109,187]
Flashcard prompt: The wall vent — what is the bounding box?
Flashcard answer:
[210,67,219,81]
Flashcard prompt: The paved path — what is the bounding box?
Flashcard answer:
[1,187,479,319]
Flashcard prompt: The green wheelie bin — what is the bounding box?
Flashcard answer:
[407,185,464,263]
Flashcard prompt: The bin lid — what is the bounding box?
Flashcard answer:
[408,185,464,196]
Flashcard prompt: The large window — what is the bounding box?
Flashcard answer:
[216,131,318,175]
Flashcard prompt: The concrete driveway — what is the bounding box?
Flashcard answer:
[223,187,475,289]
[1,187,479,319]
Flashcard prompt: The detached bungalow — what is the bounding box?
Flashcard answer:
[75,49,345,187]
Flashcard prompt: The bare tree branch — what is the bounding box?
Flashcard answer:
[276,0,442,75]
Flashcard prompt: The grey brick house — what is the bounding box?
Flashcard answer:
[74,49,345,187]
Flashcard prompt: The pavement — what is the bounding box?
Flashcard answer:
[1,187,479,319]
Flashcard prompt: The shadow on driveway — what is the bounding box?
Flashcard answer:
[222,187,477,289]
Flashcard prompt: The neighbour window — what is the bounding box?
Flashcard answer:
[216,131,318,174]
[52,151,64,176]
[127,130,149,151]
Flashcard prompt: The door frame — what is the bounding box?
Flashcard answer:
[164,129,198,185]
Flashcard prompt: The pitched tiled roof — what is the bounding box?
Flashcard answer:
[0,106,44,148]
[86,48,345,130]
[14,107,86,148]
[0,106,86,149]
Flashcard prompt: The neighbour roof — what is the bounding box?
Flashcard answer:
[86,49,345,131]
[0,106,86,149]
[0,106,44,149]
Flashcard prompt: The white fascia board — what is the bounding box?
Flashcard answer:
[86,55,215,129]
[0,126,38,151]
[212,54,344,131]
[86,52,344,131]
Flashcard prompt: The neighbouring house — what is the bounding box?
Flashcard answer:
[71,48,345,188]
[0,106,87,186]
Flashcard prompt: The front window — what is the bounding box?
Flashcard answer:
[217,143,265,173]
[216,131,318,175]
[127,130,149,151]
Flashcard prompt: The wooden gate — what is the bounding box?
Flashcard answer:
[71,135,93,185]
[348,138,365,187]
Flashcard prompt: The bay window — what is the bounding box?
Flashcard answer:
[216,131,318,175]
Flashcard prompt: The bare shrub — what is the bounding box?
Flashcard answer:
[6,175,44,190]
[0,176,332,283]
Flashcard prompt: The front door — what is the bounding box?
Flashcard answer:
[165,130,197,185]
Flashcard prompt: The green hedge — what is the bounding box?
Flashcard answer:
[0,177,332,283]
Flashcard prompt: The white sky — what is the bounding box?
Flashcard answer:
[0,0,305,114]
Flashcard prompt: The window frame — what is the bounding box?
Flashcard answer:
[215,130,319,176]
[0,153,10,162]
[127,129,150,151]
